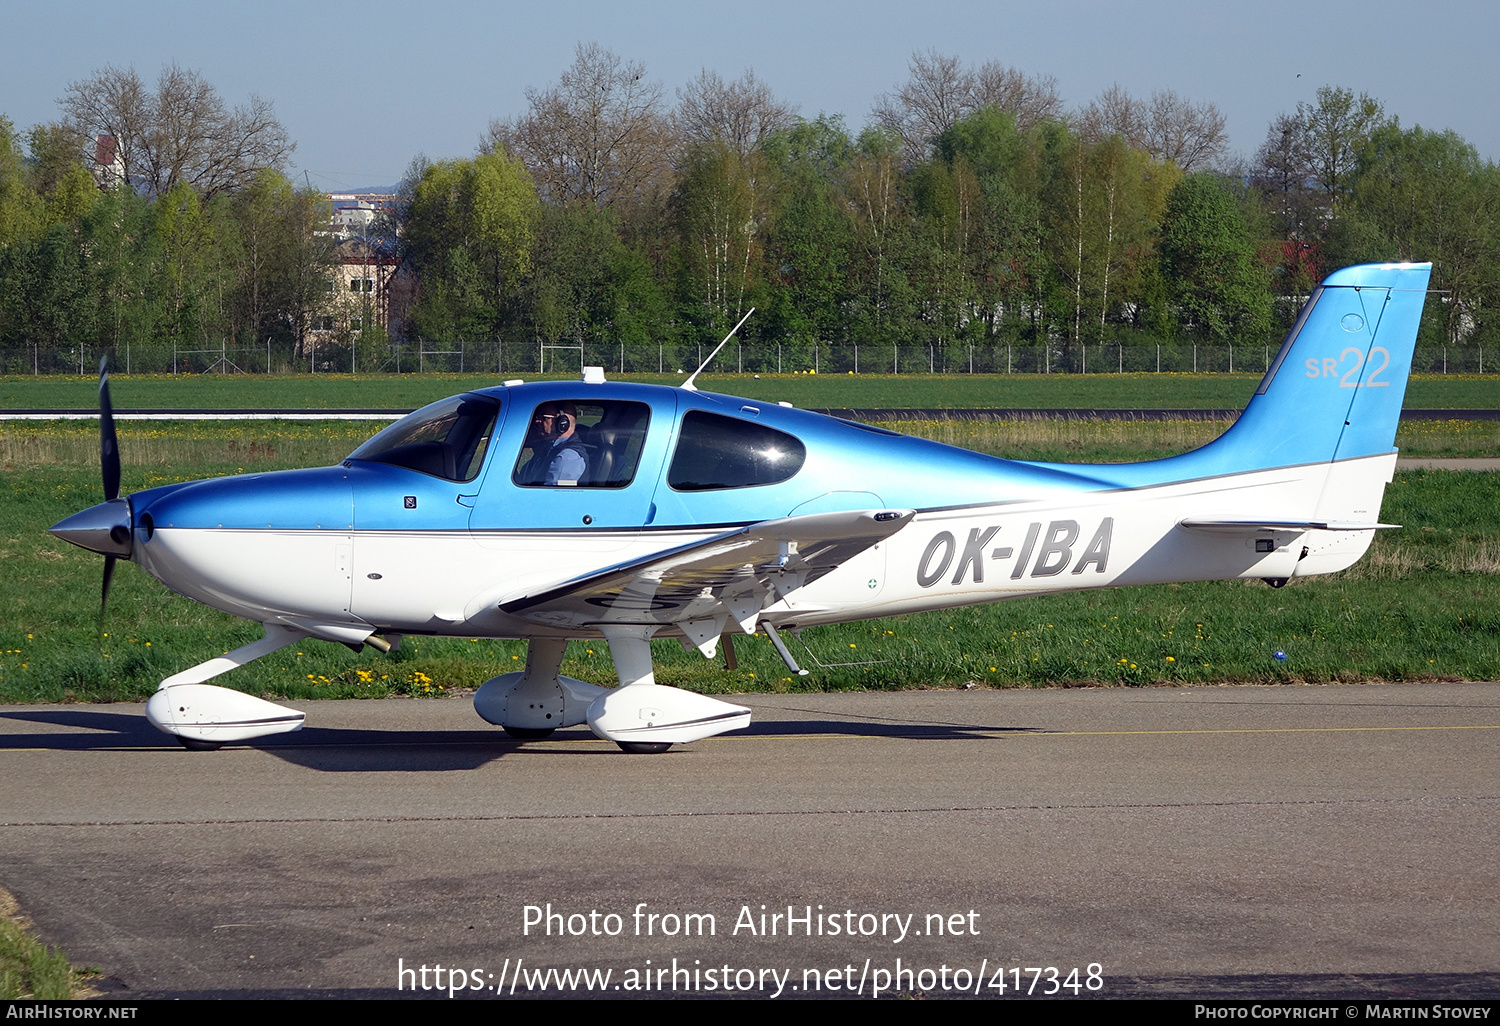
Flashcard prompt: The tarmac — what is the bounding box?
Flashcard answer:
[3,682,1498,999]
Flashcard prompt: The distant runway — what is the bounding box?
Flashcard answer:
[2,682,1498,999]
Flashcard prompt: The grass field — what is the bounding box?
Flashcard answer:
[0,890,86,1000]
[1,371,1497,411]
[3,417,1498,704]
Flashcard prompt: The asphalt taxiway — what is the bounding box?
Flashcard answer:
[2,682,1497,999]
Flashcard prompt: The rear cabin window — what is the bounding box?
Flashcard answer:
[668,411,806,491]
[347,395,499,482]
[512,400,651,488]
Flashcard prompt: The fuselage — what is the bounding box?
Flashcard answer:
[123,380,1392,643]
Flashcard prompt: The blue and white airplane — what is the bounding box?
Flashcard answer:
[50,263,1432,752]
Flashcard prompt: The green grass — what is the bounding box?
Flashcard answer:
[0,892,88,1000]
[2,419,1498,702]
[1,371,1495,411]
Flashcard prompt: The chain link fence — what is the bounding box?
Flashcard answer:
[4,340,1493,377]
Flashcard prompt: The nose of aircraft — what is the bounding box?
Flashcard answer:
[50,497,134,558]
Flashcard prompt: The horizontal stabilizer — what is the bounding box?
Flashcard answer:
[1179,518,1399,532]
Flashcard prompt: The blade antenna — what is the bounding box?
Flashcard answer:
[682,308,754,392]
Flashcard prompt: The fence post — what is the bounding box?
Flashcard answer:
[1082,344,1086,375]
[855,342,858,374]
[1443,346,1447,374]
[778,344,782,374]
[1156,344,1160,373]
[1007,345,1011,374]
[1228,345,1233,374]
[1193,344,1197,373]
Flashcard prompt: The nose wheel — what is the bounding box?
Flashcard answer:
[615,741,672,755]
[502,726,555,740]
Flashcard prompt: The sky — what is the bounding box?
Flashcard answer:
[5,0,1497,192]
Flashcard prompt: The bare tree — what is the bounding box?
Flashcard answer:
[676,68,799,156]
[1078,85,1226,172]
[1142,90,1227,172]
[59,63,292,200]
[972,61,1063,131]
[1077,84,1146,145]
[871,50,974,159]
[492,42,673,208]
[873,50,1064,161]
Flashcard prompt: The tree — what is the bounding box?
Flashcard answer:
[25,122,88,198]
[405,151,539,341]
[59,63,293,200]
[674,141,758,332]
[873,51,1062,162]
[871,50,972,160]
[1294,86,1390,210]
[1346,125,1500,344]
[972,61,1063,132]
[0,116,41,246]
[228,170,334,350]
[1078,86,1226,172]
[1159,174,1272,342]
[1252,112,1320,239]
[676,69,799,157]
[490,43,672,209]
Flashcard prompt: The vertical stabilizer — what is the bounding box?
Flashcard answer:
[1168,263,1432,478]
[1222,262,1431,468]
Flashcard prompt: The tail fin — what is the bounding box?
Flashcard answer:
[1179,262,1432,477]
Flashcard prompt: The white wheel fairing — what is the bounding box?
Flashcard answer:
[586,684,752,746]
[146,684,304,744]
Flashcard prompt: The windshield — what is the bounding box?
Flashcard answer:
[348,395,500,482]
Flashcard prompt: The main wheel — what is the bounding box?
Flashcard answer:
[503,726,555,740]
[616,741,672,754]
[177,737,224,752]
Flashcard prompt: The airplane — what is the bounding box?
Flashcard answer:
[49,262,1432,753]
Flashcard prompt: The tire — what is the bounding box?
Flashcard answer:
[616,741,672,754]
[503,726,556,740]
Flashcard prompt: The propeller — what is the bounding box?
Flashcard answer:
[48,358,133,630]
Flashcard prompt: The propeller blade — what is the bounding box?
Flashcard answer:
[100,356,120,502]
[102,554,116,608]
[99,554,117,639]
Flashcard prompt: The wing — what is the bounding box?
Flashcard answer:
[499,508,914,654]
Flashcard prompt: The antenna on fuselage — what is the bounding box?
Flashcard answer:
[682,308,754,392]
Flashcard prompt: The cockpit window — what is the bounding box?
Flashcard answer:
[513,400,651,488]
[668,411,806,491]
[348,395,500,482]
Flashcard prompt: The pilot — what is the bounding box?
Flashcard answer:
[518,402,588,485]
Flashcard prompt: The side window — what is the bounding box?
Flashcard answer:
[513,400,651,488]
[348,395,500,482]
[668,411,806,491]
